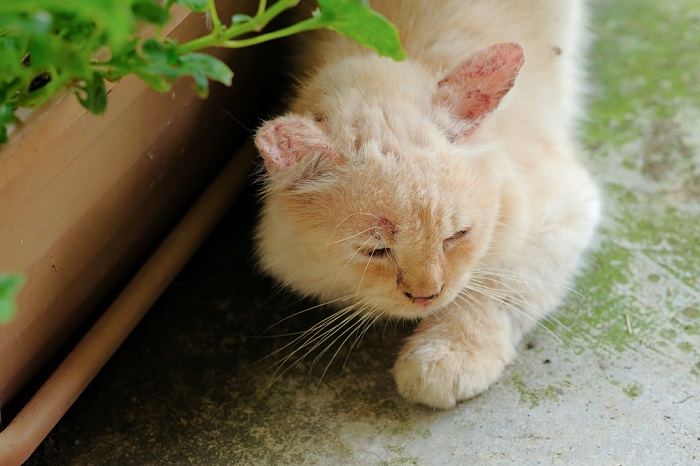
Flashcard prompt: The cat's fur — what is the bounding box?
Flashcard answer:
[253,0,600,409]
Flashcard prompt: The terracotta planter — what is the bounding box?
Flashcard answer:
[0,2,276,461]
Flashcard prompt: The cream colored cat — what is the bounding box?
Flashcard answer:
[254,0,600,409]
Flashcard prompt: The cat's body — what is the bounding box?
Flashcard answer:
[254,0,600,408]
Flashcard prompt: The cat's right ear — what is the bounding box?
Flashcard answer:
[435,42,524,139]
[255,114,344,190]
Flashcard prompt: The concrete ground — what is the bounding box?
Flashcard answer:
[28,0,699,464]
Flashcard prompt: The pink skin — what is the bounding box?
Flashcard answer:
[377,216,397,239]
[412,297,436,306]
[436,42,524,136]
[256,116,345,171]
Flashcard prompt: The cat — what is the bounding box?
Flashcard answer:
[253,0,600,409]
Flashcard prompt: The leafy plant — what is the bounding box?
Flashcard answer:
[0,0,405,143]
[0,0,405,322]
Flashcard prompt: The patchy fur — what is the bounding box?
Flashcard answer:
[254,0,600,409]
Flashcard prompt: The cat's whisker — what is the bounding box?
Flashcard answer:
[382,313,396,339]
[332,310,377,370]
[272,302,369,378]
[459,286,566,347]
[478,298,566,348]
[475,271,594,352]
[326,227,376,246]
[318,307,382,381]
[301,308,372,378]
[333,211,384,229]
[329,235,374,289]
[472,267,588,301]
[468,274,577,334]
[468,271,587,334]
[261,294,354,334]
[310,305,372,370]
[260,299,363,364]
[470,275,576,334]
[337,308,385,375]
[281,302,366,360]
[456,296,487,326]
[355,247,376,296]
[359,309,384,346]
[456,292,490,318]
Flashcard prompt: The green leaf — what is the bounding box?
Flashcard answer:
[0,104,15,143]
[0,36,26,74]
[136,71,172,92]
[316,0,405,60]
[0,273,25,324]
[30,41,91,80]
[76,73,107,114]
[0,0,405,146]
[231,14,252,25]
[180,53,233,95]
[141,39,180,70]
[0,104,16,125]
[0,11,53,36]
[136,41,232,97]
[132,1,170,25]
[175,0,209,12]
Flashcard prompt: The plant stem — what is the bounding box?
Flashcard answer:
[222,16,325,49]
[177,0,300,53]
[256,0,268,18]
[208,0,223,33]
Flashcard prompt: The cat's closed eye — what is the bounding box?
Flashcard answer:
[444,228,472,247]
[361,247,391,258]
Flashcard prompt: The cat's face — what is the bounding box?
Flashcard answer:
[255,43,523,319]
[310,149,500,318]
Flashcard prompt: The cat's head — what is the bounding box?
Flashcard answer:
[255,43,524,319]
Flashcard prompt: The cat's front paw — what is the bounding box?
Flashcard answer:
[392,339,513,409]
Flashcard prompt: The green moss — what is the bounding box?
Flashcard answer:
[623,383,643,399]
[381,457,420,466]
[511,374,564,408]
[693,361,700,377]
[586,0,700,145]
[386,445,405,455]
[677,342,694,353]
[660,329,678,340]
[605,376,621,386]
[682,307,700,319]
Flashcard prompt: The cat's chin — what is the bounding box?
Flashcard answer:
[384,297,456,320]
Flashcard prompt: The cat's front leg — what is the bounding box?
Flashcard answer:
[392,301,515,409]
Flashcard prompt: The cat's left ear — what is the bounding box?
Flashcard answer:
[255,114,344,190]
[435,42,524,138]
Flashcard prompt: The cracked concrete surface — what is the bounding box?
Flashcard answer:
[27,0,700,464]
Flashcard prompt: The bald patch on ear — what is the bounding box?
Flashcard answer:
[255,115,344,172]
[436,42,525,137]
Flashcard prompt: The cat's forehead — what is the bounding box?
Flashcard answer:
[319,97,444,157]
[334,174,464,235]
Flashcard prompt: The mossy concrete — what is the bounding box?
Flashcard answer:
[27,0,700,464]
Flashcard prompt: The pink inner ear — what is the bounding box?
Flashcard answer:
[255,115,343,172]
[437,42,524,135]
